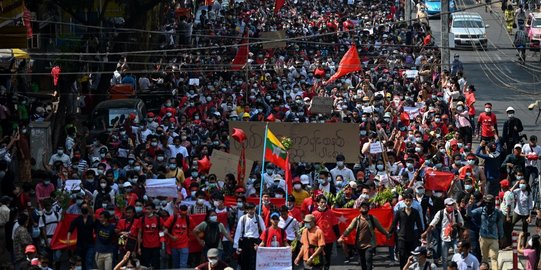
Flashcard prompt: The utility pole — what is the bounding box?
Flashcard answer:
[441,0,450,71]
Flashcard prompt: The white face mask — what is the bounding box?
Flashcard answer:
[209,258,218,265]
[275,194,283,198]
[209,216,218,222]
[100,183,107,188]
[336,161,344,167]
[484,107,491,113]
[294,184,302,190]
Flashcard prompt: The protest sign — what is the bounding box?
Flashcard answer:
[145,178,178,198]
[229,122,358,163]
[209,150,254,180]
[188,78,200,86]
[369,142,383,154]
[256,247,292,270]
[403,106,421,119]
[64,180,81,191]
[309,97,334,114]
[405,69,419,79]
[261,31,287,49]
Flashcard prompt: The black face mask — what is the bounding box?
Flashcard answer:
[81,207,89,215]
[361,210,369,216]
[485,203,495,213]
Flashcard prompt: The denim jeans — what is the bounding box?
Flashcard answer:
[171,248,189,268]
[441,239,457,270]
[77,245,95,270]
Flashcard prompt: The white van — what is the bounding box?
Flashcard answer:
[451,12,488,48]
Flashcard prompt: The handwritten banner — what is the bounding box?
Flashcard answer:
[229,122,359,163]
[146,178,178,198]
[256,247,292,270]
[209,150,254,180]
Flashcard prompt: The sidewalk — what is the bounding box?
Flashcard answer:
[498,250,525,270]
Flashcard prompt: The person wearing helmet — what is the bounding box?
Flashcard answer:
[501,106,523,156]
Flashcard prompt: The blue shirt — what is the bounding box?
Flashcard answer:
[94,223,116,253]
[475,141,502,181]
[394,200,425,230]
[468,207,504,239]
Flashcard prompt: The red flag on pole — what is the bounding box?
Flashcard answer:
[231,34,249,71]
[424,169,455,191]
[274,0,286,14]
[23,7,32,39]
[50,214,78,250]
[285,153,292,194]
[326,45,362,83]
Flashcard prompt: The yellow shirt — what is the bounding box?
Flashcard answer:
[166,168,186,186]
[292,189,310,207]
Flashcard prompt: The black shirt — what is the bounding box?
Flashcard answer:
[389,207,423,242]
[69,215,95,247]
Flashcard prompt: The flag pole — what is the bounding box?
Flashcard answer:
[285,153,289,204]
[259,123,269,216]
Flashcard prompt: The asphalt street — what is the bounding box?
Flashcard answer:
[327,1,541,269]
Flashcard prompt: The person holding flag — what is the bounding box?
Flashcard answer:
[338,201,390,270]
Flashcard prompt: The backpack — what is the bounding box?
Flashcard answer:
[204,222,221,249]
[436,209,461,238]
[241,214,263,237]
[169,214,190,233]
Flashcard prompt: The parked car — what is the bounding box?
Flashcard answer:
[424,0,456,17]
[450,12,488,48]
[527,12,541,50]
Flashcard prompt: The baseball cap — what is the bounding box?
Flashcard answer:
[25,244,37,254]
[304,214,315,223]
[411,246,428,256]
[270,212,280,220]
[444,198,456,205]
[500,179,510,188]
[514,144,523,149]
[207,248,219,258]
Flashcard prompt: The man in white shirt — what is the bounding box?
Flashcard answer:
[330,154,356,183]
[522,135,541,184]
[169,136,189,159]
[452,240,480,270]
[233,203,265,270]
[277,205,299,243]
[47,146,71,169]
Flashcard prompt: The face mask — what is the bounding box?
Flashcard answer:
[467,160,475,165]
[318,179,325,185]
[197,198,205,205]
[151,142,158,147]
[318,206,326,212]
[406,163,414,169]
[213,201,220,207]
[465,184,473,191]
[434,163,443,169]
[57,150,64,155]
[157,156,164,161]
[360,194,370,200]
[520,184,527,190]
[77,199,84,205]
[415,137,423,143]
[191,191,197,197]
[433,192,443,198]
[415,147,422,153]
[191,172,198,178]
[294,184,302,190]
[377,165,384,171]
[305,222,312,229]
[336,181,344,188]
[128,159,135,165]
[485,108,491,113]
[439,148,446,154]
[75,267,82,270]
[337,161,344,167]
[102,203,108,209]
[44,180,50,185]
[209,259,218,265]
[100,183,107,188]
[237,202,244,208]
[135,206,143,213]
[169,164,177,170]
[416,189,425,195]
[516,176,524,180]
[508,113,514,118]
[209,216,218,222]
[454,160,462,166]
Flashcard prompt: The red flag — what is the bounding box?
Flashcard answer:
[50,214,78,250]
[188,212,228,253]
[274,0,285,14]
[332,207,394,247]
[326,45,362,83]
[23,7,32,39]
[205,0,214,6]
[424,169,455,191]
[51,66,61,87]
[285,153,292,194]
[224,196,285,207]
[231,34,249,71]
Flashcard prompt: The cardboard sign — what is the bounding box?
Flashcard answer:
[309,97,334,114]
[229,122,359,163]
[145,178,178,198]
[369,142,383,154]
[261,31,287,49]
[64,180,81,191]
[256,247,292,270]
[209,150,254,180]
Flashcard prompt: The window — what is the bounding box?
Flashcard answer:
[453,20,483,28]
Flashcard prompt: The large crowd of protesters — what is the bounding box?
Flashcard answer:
[0,0,540,269]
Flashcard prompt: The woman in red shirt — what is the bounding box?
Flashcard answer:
[259,212,289,247]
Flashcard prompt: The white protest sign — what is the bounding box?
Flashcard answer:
[256,247,292,270]
[369,142,383,154]
[64,180,81,191]
[188,78,200,86]
[405,69,419,79]
[145,178,178,198]
[403,106,421,119]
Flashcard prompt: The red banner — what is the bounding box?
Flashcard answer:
[224,196,286,207]
[332,207,394,247]
[188,212,228,253]
[424,169,455,192]
[50,214,78,250]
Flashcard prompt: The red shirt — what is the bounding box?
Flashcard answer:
[126,193,138,207]
[289,207,303,222]
[477,112,497,137]
[312,209,338,244]
[163,214,191,249]
[260,227,287,247]
[116,218,140,236]
[301,197,316,216]
[138,215,163,248]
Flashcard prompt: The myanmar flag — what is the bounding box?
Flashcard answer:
[265,129,287,170]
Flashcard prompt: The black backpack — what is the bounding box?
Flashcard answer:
[204,222,221,249]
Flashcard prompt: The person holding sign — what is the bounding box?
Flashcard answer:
[294,214,325,270]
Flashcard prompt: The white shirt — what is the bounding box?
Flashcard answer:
[522,143,541,168]
[451,253,480,270]
[233,214,265,248]
[38,210,61,242]
[138,76,151,91]
[330,166,356,182]
[169,144,189,158]
[0,205,9,226]
[278,216,299,241]
[429,209,464,242]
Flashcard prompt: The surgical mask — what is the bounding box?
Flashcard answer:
[100,183,107,188]
[102,203,108,209]
[169,164,177,170]
[485,108,491,113]
[416,189,425,195]
[275,194,283,198]
[191,191,197,197]
[44,180,50,185]
[433,192,443,198]
[467,160,475,165]
[128,159,135,165]
[508,113,514,118]
[134,166,141,171]
[454,160,462,166]
[406,163,414,169]
[516,176,524,180]
[304,223,312,229]
[360,194,369,200]
[151,142,158,147]
[465,184,472,191]
[57,150,64,155]
[197,198,205,205]
[415,147,422,153]
[377,165,384,171]
[209,259,218,265]
[294,184,302,190]
[157,156,164,161]
[415,137,423,143]
[318,206,326,212]
[318,179,325,185]
[237,202,244,208]
[520,184,527,190]
[336,181,344,188]
[213,201,220,207]
[135,206,143,213]
[191,171,198,178]
[209,216,218,222]
[337,161,344,167]
[76,199,83,205]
